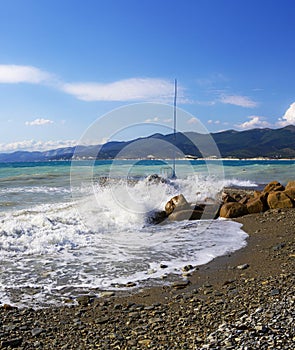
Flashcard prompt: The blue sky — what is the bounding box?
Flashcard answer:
[1,0,295,152]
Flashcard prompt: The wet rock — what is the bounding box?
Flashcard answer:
[100,291,115,298]
[172,280,190,289]
[168,209,203,221]
[165,194,190,215]
[147,210,167,225]
[125,282,137,287]
[182,264,194,272]
[219,202,248,218]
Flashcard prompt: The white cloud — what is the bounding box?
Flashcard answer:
[0,139,77,152]
[25,118,54,126]
[207,119,220,125]
[220,94,258,108]
[187,117,198,124]
[0,64,52,84]
[277,102,295,126]
[61,78,176,102]
[0,65,187,104]
[236,116,271,129]
[163,118,172,123]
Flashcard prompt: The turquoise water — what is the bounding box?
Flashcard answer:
[0,159,294,307]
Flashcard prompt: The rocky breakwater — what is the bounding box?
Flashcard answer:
[219,180,295,219]
[149,193,221,224]
[150,180,295,224]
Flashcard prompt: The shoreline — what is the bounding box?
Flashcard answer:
[1,209,294,348]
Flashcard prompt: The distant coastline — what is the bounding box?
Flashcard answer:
[1,125,295,162]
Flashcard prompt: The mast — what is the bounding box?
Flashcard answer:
[172,79,177,179]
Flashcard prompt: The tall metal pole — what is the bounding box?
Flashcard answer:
[172,79,177,178]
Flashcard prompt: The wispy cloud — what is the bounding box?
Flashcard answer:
[61,78,177,102]
[25,118,54,126]
[236,116,271,129]
[0,64,53,84]
[207,119,221,125]
[219,94,258,108]
[144,116,159,123]
[0,64,184,103]
[0,139,77,153]
[277,102,295,126]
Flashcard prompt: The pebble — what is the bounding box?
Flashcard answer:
[236,263,250,270]
[172,280,190,289]
[100,291,115,298]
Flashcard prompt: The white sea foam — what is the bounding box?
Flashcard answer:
[0,174,249,308]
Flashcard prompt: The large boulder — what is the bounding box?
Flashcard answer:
[168,209,203,221]
[246,192,268,214]
[286,180,295,190]
[263,181,285,193]
[284,187,295,201]
[165,194,189,215]
[219,202,248,218]
[246,197,264,214]
[267,191,294,209]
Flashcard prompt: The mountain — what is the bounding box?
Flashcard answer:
[1,125,295,162]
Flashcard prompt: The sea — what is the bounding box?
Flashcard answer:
[0,159,294,308]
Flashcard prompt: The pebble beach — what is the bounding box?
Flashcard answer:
[1,206,294,349]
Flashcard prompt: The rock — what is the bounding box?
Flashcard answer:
[2,304,17,310]
[236,263,249,270]
[145,174,167,184]
[138,339,152,346]
[125,282,137,287]
[246,193,268,214]
[284,187,295,201]
[239,195,251,205]
[219,202,248,218]
[31,328,45,337]
[182,264,194,272]
[202,203,222,220]
[168,209,203,221]
[147,210,167,225]
[100,291,115,298]
[165,194,189,215]
[263,181,285,193]
[1,338,23,348]
[285,180,295,189]
[221,192,237,203]
[172,280,190,289]
[267,191,294,209]
[160,263,168,269]
[253,190,262,198]
[270,288,280,296]
[76,295,94,306]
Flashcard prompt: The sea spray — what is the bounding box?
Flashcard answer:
[0,173,250,307]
